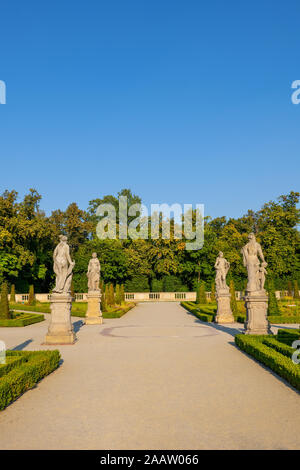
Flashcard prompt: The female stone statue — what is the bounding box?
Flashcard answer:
[53,235,75,294]
[241,233,266,292]
[214,252,230,291]
[87,252,101,291]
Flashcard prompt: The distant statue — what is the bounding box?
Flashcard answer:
[53,235,75,294]
[214,252,230,291]
[87,253,101,291]
[241,233,267,292]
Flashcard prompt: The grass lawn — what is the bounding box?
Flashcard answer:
[0,311,45,327]
[10,301,136,319]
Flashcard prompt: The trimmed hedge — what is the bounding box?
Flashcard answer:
[103,302,135,318]
[277,329,300,346]
[235,334,300,391]
[0,350,60,410]
[0,312,45,327]
[268,316,300,324]
[181,301,216,322]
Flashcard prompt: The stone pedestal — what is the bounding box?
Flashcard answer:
[44,293,76,344]
[85,290,103,325]
[215,289,235,324]
[244,290,272,335]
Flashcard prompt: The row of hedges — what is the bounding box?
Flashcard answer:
[277,329,300,346]
[12,302,135,320]
[181,301,246,323]
[0,312,45,327]
[180,301,216,322]
[235,334,300,391]
[0,350,60,410]
[268,316,300,324]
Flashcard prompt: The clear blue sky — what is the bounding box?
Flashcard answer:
[0,0,299,219]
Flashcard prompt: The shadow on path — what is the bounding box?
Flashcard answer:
[12,339,33,351]
[73,320,84,333]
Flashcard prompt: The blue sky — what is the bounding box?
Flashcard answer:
[0,0,299,219]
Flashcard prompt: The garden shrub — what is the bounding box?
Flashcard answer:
[235,334,300,391]
[0,350,60,410]
[0,282,10,319]
[277,328,300,346]
[267,278,280,316]
[0,311,45,327]
[10,284,16,302]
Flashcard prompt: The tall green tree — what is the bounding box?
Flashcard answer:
[267,279,280,316]
[0,283,10,319]
[229,280,238,316]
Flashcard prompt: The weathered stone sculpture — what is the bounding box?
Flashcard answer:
[241,233,272,335]
[85,253,103,325]
[44,235,76,344]
[214,252,234,324]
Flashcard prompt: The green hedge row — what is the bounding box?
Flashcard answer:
[103,302,135,318]
[0,350,60,410]
[0,312,45,327]
[181,301,216,322]
[268,316,300,324]
[235,334,300,391]
[0,355,28,378]
[277,329,300,346]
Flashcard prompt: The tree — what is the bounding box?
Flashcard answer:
[120,284,125,303]
[115,285,121,305]
[10,284,16,302]
[109,284,115,306]
[294,280,300,300]
[0,282,10,319]
[28,285,35,306]
[210,281,216,303]
[70,280,75,299]
[229,280,238,316]
[288,280,293,297]
[104,284,110,308]
[267,278,280,316]
[101,283,107,312]
[198,281,207,304]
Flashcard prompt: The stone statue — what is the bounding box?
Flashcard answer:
[214,252,230,292]
[241,233,267,292]
[87,252,100,292]
[53,235,75,294]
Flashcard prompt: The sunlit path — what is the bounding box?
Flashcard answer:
[0,302,299,450]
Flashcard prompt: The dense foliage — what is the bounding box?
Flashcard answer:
[0,188,299,292]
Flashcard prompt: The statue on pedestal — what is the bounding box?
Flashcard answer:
[214,252,230,292]
[53,235,75,294]
[214,252,234,324]
[241,233,271,335]
[87,253,101,292]
[241,233,266,292]
[45,235,76,344]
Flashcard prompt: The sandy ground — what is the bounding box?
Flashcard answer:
[0,302,299,450]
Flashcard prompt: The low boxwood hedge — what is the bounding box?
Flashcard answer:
[0,350,60,410]
[268,316,300,324]
[180,301,216,322]
[277,328,300,346]
[0,312,45,327]
[235,334,300,391]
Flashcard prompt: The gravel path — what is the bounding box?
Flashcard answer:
[0,302,299,449]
